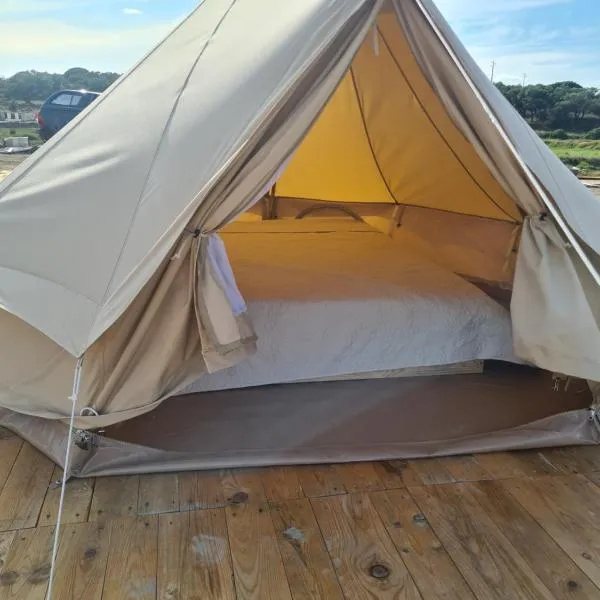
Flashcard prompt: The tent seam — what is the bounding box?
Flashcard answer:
[348,65,399,205]
[273,195,516,223]
[97,0,240,311]
[377,27,519,223]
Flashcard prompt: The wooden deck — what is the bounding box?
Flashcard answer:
[1,428,600,599]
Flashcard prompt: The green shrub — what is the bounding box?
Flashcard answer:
[550,129,568,139]
[584,127,600,140]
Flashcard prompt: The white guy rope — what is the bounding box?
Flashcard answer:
[45,356,84,600]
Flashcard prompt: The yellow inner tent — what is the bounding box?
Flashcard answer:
[270,13,521,223]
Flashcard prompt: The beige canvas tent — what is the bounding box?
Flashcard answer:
[0,0,599,477]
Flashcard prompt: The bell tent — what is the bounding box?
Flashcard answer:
[0,0,599,476]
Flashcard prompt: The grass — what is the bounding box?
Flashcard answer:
[0,125,42,145]
[545,138,600,176]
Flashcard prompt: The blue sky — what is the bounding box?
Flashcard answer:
[1,0,598,86]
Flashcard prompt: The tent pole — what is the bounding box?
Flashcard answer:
[388,205,405,236]
[406,0,600,289]
[45,356,84,600]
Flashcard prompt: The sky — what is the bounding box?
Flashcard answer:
[0,0,598,86]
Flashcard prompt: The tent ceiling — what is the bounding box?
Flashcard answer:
[277,12,521,222]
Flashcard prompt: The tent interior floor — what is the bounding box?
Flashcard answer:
[1,428,600,599]
[105,362,590,458]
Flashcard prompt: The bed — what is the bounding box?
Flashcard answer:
[184,218,519,394]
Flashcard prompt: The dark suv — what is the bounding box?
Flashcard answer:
[36,90,100,141]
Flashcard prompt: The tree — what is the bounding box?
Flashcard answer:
[495,80,600,132]
[0,68,121,104]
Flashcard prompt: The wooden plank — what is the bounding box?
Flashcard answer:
[271,498,344,600]
[399,459,456,487]
[409,484,555,600]
[371,461,406,490]
[585,472,600,487]
[0,443,54,531]
[442,455,493,482]
[540,446,600,474]
[38,467,94,527]
[505,475,600,588]
[262,468,304,503]
[89,475,139,522]
[0,530,16,572]
[178,470,226,511]
[221,470,267,505]
[157,512,186,600]
[49,521,111,600]
[0,526,54,598]
[137,473,179,516]
[475,450,559,480]
[158,509,235,600]
[0,438,23,493]
[333,462,385,493]
[296,465,347,498]
[470,480,600,600]
[102,516,158,600]
[399,456,492,487]
[371,489,476,600]
[226,472,292,600]
[311,493,422,599]
[186,508,236,599]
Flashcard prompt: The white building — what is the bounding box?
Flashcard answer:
[0,111,36,124]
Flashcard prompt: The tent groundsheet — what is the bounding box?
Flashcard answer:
[0,364,595,477]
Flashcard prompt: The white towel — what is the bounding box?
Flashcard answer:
[207,233,247,316]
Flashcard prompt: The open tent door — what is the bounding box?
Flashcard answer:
[0,0,598,477]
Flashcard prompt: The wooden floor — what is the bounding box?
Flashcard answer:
[1,428,600,599]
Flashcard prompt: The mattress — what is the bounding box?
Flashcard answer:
[184,219,519,394]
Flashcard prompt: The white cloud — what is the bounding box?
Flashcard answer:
[435,0,572,21]
[122,8,143,15]
[435,0,599,86]
[0,19,176,76]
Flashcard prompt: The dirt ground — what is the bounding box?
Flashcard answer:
[0,154,27,180]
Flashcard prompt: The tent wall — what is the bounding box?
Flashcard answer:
[0,0,383,358]
[246,197,518,285]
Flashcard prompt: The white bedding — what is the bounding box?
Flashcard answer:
[184,219,518,393]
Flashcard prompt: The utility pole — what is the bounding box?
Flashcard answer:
[522,73,527,87]
[490,60,496,82]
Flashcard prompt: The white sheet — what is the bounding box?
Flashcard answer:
[184,219,518,393]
